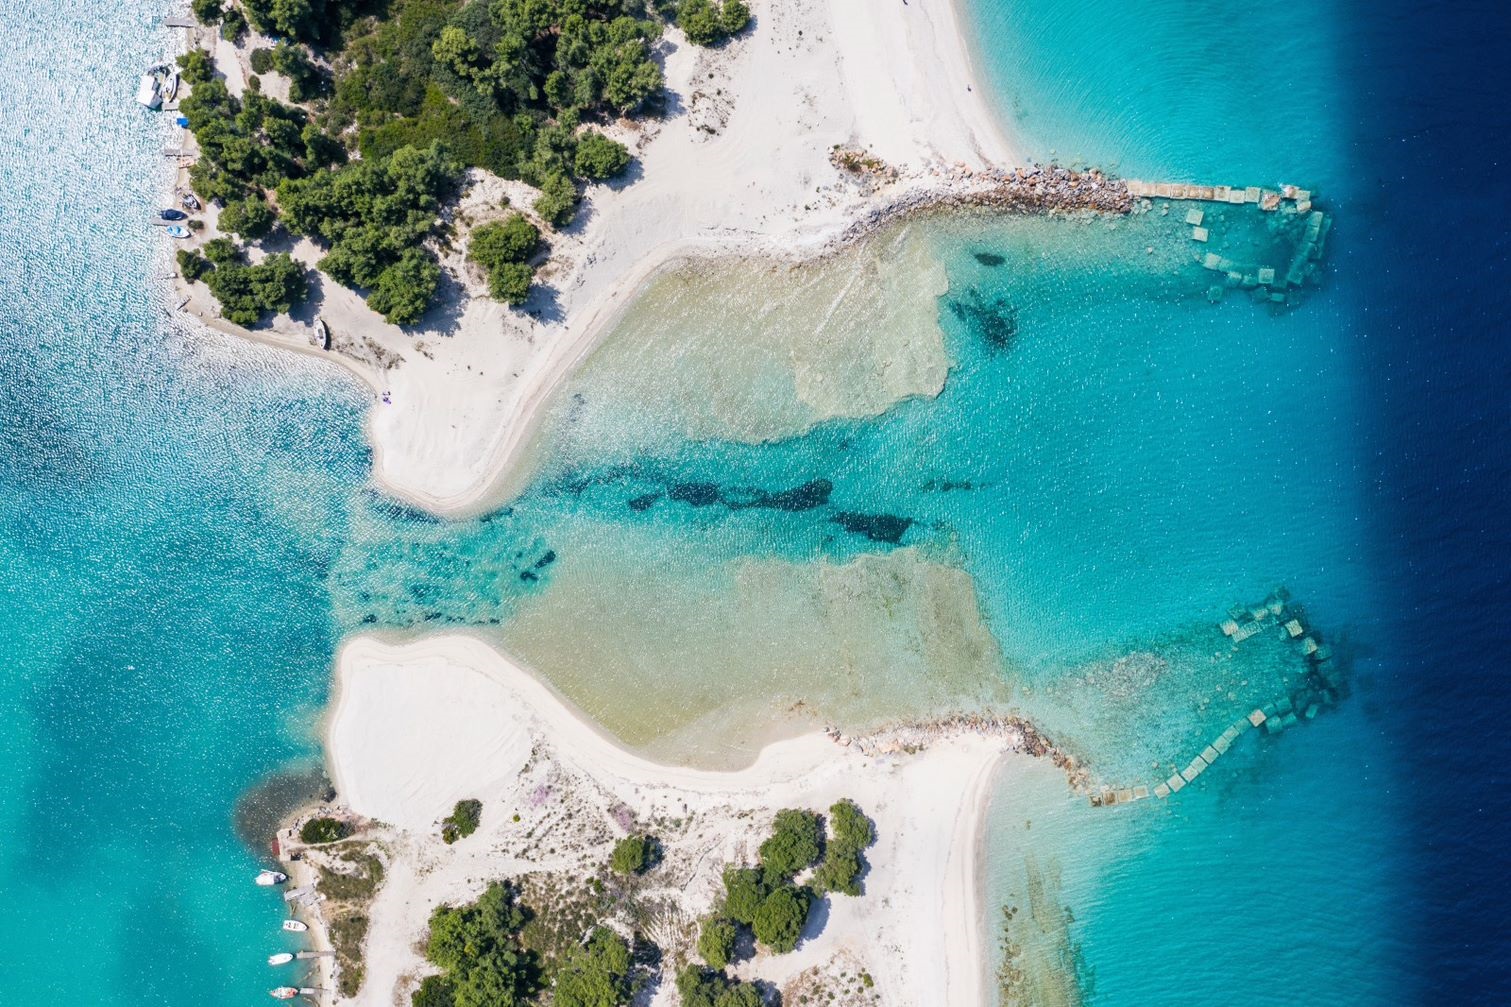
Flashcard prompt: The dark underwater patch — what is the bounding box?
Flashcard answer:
[973,251,1006,267]
[830,511,914,544]
[947,288,1018,351]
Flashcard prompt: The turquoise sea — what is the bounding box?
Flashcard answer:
[2,0,1506,1004]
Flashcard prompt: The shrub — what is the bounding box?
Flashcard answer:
[441,798,482,844]
[469,215,539,304]
[202,251,309,326]
[177,249,211,282]
[609,834,653,876]
[721,865,767,925]
[423,882,538,1006]
[675,964,762,1007]
[300,816,351,845]
[218,193,277,240]
[678,0,749,46]
[250,47,275,75]
[367,248,441,325]
[202,236,240,267]
[220,6,246,41]
[721,0,751,36]
[410,974,454,1007]
[191,0,223,24]
[533,171,579,228]
[813,798,875,896]
[758,808,823,884]
[697,916,737,970]
[573,132,630,181]
[751,885,810,953]
[177,49,215,86]
[552,927,631,1007]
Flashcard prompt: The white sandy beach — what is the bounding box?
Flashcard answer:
[173,0,1019,516]
[323,635,1042,1006]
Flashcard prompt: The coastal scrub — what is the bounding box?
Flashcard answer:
[441,798,483,843]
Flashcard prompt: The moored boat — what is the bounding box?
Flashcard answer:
[181,192,202,212]
[281,919,308,933]
[135,73,162,109]
[255,869,288,886]
[164,70,180,102]
[268,952,295,966]
[269,988,300,1000]
[314,317,330,350]
[164,225,191,239]
[159,208,188,221]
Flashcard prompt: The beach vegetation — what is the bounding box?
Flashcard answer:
[441,798,483,843]
[250,46,275,75]
[191,0,223,24]
[177,249,211,282]
[676,0,748,46]
[550,926,631,1007]
[201,251,310,327]
[720,865,768,925]
[218,193,277,240]
[272,41,329,103]
[751,884,811,953]
[423,881,540,1007]
[812,798,875,896]
[608,833,655,876]
[177,48,215,86]
[758,808,823,885]
[219,5,246,41]
[299,816,351,845]
[696,915,737,970]
[573,132,631,181]
[411,974,456,1007]
[468,215,540,304]
[675,965,764,1007]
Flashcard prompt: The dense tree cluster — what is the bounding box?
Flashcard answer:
[696,916,737,970]
[325,0,643,225]
[551,927,632,1007]
[812,798,875,896]
[177,240,309,326]
[277,142,461,324]
[757,808,823,885]
[242,0,364,46]
[422,882,540,1007]
[676,0,750,47]
[675,965,764,1007]
[468,213,541,304]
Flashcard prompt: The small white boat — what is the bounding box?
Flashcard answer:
[164,70,180,102]
[256,870,288,887]
[313,318,330,350]
[269,952,295,966]
[164,225,191,239]
[281,919,308,933]
[270,988,300,1001]
[136,73,163,109]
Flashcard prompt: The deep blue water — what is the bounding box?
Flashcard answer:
[0,0,1505,1004]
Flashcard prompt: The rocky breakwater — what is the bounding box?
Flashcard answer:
[831,712,1092,790]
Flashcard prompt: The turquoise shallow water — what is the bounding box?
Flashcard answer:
[0,0,1465,1003]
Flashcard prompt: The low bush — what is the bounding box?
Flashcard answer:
[441,799,482,844]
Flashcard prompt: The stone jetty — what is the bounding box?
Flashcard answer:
[1092,589,1346,808]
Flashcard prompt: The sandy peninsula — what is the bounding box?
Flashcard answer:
[304,635,1061,1006]
[170,0,1019,517]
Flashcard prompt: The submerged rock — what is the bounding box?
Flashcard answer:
[831,511,914,544]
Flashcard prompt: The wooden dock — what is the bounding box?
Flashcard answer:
[163,16,196,28]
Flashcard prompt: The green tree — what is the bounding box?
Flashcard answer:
[218,193,277,240]
[697,916,737,970]
[675,965,762,1007]
[177,249,211,282]
[367,248,441,325]
[721,865,767,925]
[202,236,241,267]
[813,798,874,896]
[177,48,215,85]
[721,0,750,36]
[573,131,630,181]
[758,809,823,884]
[220,5,246,41]
[751,884,810,954]
[191,0,224,24]
[533,171,579,228]
[424,882,536,1007]
[299,816,350,844]
[608,834,653,875]
[411,974,455,1007]
[442,799,483,844]
[250,47,275,75]
[552,927,631,1007]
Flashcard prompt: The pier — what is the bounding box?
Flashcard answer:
[1092,589,1345,807]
